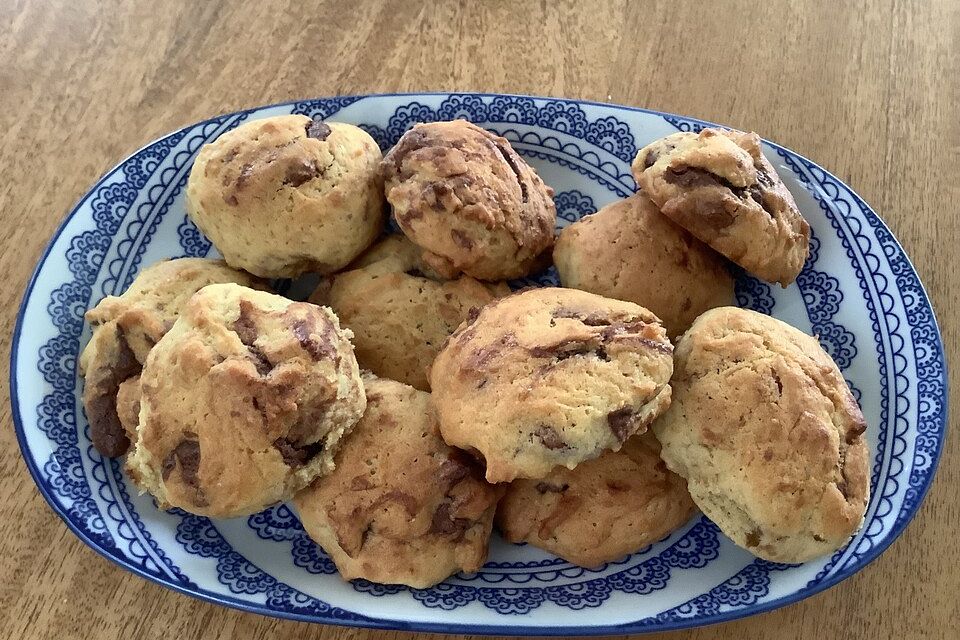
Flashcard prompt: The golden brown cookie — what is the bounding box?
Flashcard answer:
[653,307,869,563]
[497,431,696,568]
[381,120,556,281]
[632,128,810,286]
[294,376,500,588]
[186,115,384,278]
[115,375,142,444]
[311,235,508,390]
[430,287,673,483]
[79,258,262,456]
[554,193,734,337]
[126,283,365,518]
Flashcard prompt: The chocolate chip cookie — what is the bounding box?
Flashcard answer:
[79,258,262,457]
[126,283,365,518]
[430,287,674,483]
[294,376,500,588]
[554,193,734,337]
[381,120,556,281]
[186,115,384,278]
[653,307,869,563]
[115,375,142,443]
[632,128,810,286]
[311,235,508,390]
[497,431,696,568]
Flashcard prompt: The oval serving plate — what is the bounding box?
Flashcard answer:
[11,93,947,635]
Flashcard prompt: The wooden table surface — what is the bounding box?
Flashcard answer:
[2,1,957,638]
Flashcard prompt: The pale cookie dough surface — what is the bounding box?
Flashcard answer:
[186,115,384,278]
[653,306,869,563]
[497,431,696,568]
[381,120,556,281]
[632,128,810,286]
[554,193,734,337]
[430,287,674,483]
[294,376,500,588]
[126,283,365,518]
[311,235,508,390]
[79,258,262,456]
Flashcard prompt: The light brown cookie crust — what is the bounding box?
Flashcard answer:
[430,287,674,483]
[186,115,384,278]
[311,235,507,390]
[554,193,734,337]
[115,375,142,444]
[293,376,501,588]
[79,258,263,457]
[652,306,869,563]
[496,431,696,568]
[126,283,365,518]
[632,128,810,286]
[381,120,556,281]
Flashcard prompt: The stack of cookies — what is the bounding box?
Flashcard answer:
[79,115,869,588]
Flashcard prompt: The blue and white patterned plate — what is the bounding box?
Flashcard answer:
[10,93,948,635]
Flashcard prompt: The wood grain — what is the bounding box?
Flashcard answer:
[1,1,957,638]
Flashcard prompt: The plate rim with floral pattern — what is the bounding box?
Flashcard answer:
[10,92,948,636]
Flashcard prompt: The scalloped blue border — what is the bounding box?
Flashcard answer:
[10,92,948,636]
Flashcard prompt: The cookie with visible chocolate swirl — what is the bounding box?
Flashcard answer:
[429,287,674,483]
[125,283,365,518]
[293,376,500,588]
[79,258,264,457]
[186,115,384,278]
[381,120,556,281]
[653,307,869,563]
[496,430,696,568]
[632,128,810,286]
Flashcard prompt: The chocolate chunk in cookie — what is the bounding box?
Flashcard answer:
[186,115,384,278]
[497,431,695,567]
[653,306,869,563]
[79,258,263,457]
[632,128,810,286]
[294,377,500,588]
[430,287,673,483]
[381,120,556,281]
[126,283,365,518]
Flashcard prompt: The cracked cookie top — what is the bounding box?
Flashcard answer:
[293,376,500,588]
[126,283,365,518]
[429,287,674,483]
[381,120,556,281]
[186,115,384,278]
[652,306,869,563]
[79,258,263,457]
[632,128,810,286]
